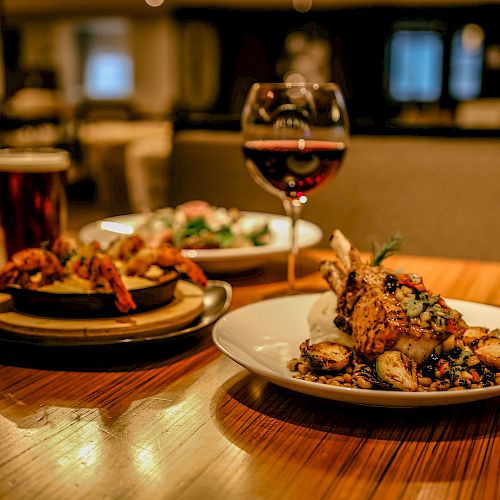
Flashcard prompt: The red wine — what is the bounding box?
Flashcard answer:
[242,140,346,199]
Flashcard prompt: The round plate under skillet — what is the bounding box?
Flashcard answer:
[0,281,204,344]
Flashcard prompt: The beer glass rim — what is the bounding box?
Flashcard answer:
[0,147,70,172]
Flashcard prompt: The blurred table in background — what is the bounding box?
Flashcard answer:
[77,120,171,215]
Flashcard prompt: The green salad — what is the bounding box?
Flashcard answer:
[147,201,272,250]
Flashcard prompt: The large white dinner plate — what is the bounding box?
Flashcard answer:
[212,294,500,407]
[78,211,323,273]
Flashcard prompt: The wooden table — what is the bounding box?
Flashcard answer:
[0,249,498,500]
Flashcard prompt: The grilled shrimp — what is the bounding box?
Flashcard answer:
[125,244,207,288]
[51,236,78,263]
[0,248,64,290]
[107,235,145,261]
[68,250,136,313]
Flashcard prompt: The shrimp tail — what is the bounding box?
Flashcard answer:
[98,255,136,313]
[176,259,208,288]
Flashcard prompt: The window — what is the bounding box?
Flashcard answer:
[449,24,484,101]
[80,19,134,101]
[388,30,444,102]
[84,52,133,100]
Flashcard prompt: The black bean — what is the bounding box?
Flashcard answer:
[384,274,398,293]
[474,364,485,375]
[427,353,440,365]
[449,347,463,359]
[421,363,436,378]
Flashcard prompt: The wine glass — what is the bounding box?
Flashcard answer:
[241,82,349,294]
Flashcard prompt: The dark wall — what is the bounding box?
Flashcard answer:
[174,5,500,134]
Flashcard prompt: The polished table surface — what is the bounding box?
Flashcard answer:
[0,249,498,499]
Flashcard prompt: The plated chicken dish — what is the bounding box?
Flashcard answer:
[289,230,500,392]
[0,235,207,315]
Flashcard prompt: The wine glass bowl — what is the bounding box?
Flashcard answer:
[241,82,349,294]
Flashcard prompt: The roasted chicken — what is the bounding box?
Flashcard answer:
[319,230,486,364]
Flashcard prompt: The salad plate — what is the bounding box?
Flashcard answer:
[212,294,500,407]
[78,211,323,273]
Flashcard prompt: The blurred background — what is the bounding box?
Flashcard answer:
[1,0,499,259]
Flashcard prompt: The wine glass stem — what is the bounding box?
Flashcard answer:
[283,198,303,293]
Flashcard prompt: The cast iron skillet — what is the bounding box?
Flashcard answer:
[4,273,179,318]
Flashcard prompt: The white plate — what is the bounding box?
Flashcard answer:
[78,211,323,273]
[212,295,500,407]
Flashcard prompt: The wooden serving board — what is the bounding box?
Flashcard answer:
[0,281,204,342]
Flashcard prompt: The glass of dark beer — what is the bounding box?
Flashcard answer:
[0,148,70,258]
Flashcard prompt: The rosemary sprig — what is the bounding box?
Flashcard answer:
[371,232,405,266]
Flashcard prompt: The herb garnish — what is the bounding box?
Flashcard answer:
[371,233,406,266]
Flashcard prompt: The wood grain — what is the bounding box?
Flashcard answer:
[0,249,498,500]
